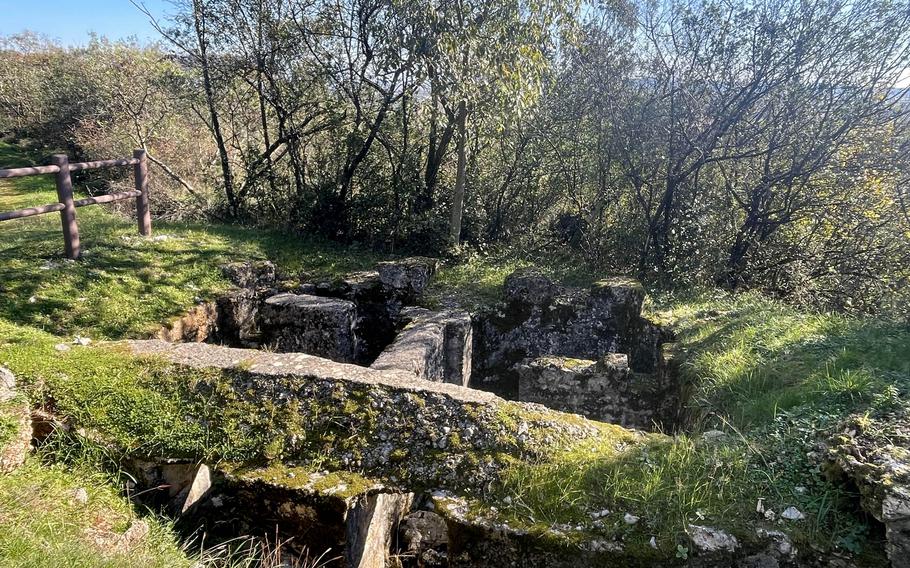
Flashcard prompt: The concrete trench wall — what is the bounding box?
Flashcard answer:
[156,261,683,431]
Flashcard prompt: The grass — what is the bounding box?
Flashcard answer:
[659,290,910,430]
[0,458,192,567]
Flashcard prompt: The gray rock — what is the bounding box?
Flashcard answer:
[260,293,358,362]
[400,510,449,553]
[504,268,562,307]
[376,257,437,302]
[371,309,472,386]
[826,410,910,568]
[221,260,277,289]
[780,506,805,521]
[347,491,414,568]
[72,487,89,505]
[688,524,739,554]
[755,528,797,560]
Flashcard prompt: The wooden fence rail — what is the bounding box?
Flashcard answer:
[0,149,151,259]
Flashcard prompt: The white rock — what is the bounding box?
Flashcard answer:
[649,536,658,549]
[28,296,37,304]
[688,524,739,553]
[591,508,611,519]
[72,487,89,504]
[73,336,92,346]
[702,430,729,442]
[780,506,805,521]
[763,509,776,521]
[623,512,640,525]
[54,343,71,352]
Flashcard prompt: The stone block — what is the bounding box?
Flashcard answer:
[260,293,358,362]
[221,260,277,289]
[371,308,445,381]
[371,309,472,385]
[376,257,437,302]
[504,268,561,308]
[515,354,674,429]
[346,491,414,568]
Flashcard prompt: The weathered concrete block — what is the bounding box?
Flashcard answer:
[347,491,414,568]
[371,308,445,381]
[504,268,561,308]
[473,270,668,403]
[371,309,472,386]
[221,260,277,289]
[514,354,675,429]
[260,293,358,362]
[376,257,437,302]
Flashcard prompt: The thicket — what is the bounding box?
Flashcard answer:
[1,0,909,315]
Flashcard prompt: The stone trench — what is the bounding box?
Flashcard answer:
[137,258,708,567]
[157,259,683,433]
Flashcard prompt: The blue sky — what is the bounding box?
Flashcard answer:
[0,0,170,45]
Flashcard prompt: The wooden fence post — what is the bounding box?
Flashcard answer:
[134,149,152,237]
[51,154,80,259]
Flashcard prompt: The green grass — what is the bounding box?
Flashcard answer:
[0,458,192,567]
[0,140,384,567]
[658,290,910,430]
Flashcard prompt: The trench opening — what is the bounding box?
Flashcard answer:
[159,259,689,433]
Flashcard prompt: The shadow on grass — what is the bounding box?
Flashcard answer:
[672,295,910,431]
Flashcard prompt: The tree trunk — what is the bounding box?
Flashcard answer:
[448,100,468,246]
[192,0,236,217]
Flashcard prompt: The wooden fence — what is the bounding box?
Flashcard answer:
[0,149,151,259]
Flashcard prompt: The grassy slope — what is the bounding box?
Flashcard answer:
[1,141,908,564]
[0,460,191,567]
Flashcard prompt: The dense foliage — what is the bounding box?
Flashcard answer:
[1,0,909,314]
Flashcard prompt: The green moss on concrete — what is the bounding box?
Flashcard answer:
[232,463,379,500]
